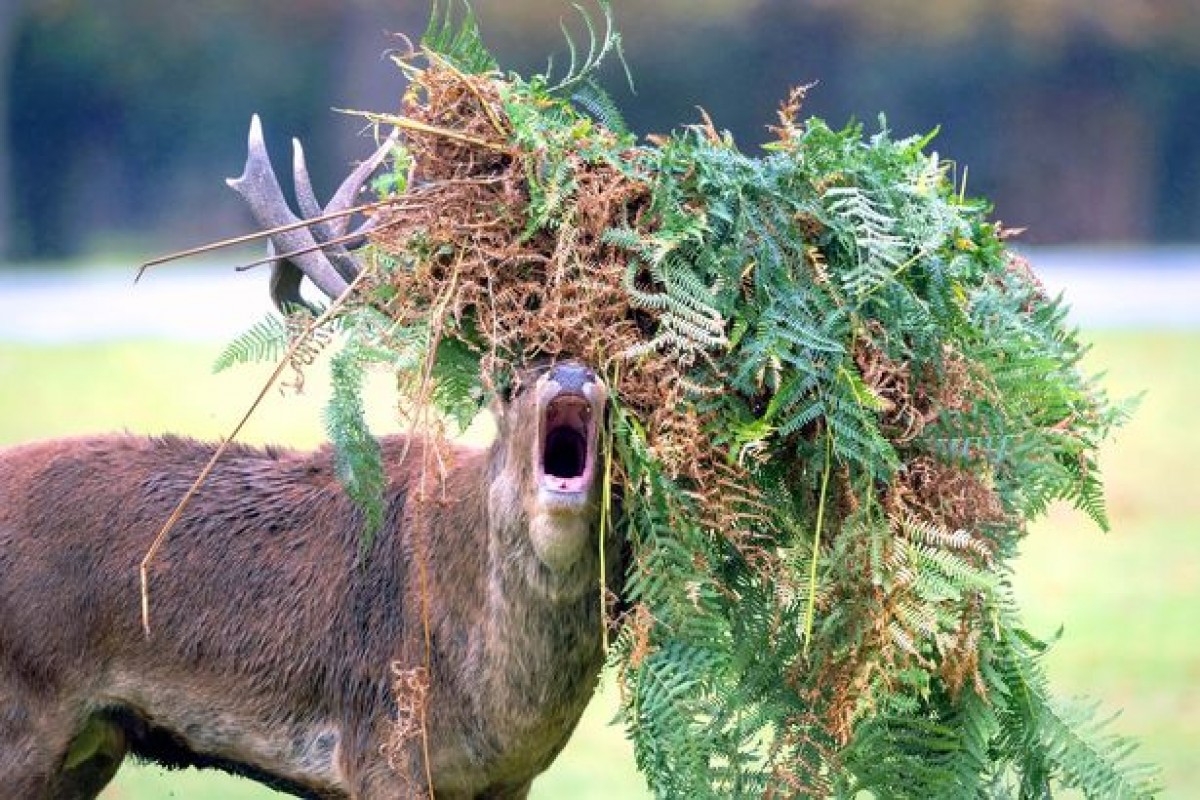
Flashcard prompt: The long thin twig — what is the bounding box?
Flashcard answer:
[409,263,463,799]
[139,271,368,636]
[231,215,407,273]
[135,200,390,280]
[338,107,512,153]
[598,361,621,656]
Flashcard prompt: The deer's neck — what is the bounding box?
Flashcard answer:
[470,482,605,758]
[482,508,604,690]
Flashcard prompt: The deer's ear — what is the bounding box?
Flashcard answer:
[490,395,508,428]
[489,385,516,435]
[490,377,512,417]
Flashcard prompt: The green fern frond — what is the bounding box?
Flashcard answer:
[571,78,629,135]
[325,342,386,555]
[423,0,498,75]
[1041,699,1160,799]
[429,335,485,433]
[986,620,1159,799]
[822,185,907,300]
[844,706,990,799]
[212,312,289,373]
[545,1,629,95]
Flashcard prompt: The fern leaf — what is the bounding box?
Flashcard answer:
[423,0,498,75]
[212,313,288,373]
[1041,699,1160,799]
[325,342,386,555]
[546,1,628,94]
[571,78,629,135]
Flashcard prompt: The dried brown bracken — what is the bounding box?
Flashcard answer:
[364,54,745,532]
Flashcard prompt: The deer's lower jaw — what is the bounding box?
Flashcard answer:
[528,513,593,577]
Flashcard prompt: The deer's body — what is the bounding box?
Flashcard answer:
[0,115,615,798]
[0,363,614,799]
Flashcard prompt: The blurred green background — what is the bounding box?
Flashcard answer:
[1,0,1198,797]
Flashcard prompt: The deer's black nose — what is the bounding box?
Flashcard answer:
[547,362,597,393]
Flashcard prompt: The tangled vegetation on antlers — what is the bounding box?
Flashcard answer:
[219,3,1155,797]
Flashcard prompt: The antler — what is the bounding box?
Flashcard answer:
[227,114,395,312]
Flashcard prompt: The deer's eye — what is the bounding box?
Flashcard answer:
[497,376,527,404]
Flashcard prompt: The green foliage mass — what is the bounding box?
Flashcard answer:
[218,4,1155,797]
[594,101,1150,800]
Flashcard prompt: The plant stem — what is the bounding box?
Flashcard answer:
[803,426,835,657]
[598,364,621,656]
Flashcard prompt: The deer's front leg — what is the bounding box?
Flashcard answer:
[0,677,118,800]
[344,723,429,800]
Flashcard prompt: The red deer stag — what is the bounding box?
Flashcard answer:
[0,117,618,799]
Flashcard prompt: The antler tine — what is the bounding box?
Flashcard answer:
[290,138,325,222]
[324,129,399,237]
[226,115,350,304]
[289,138,361,283]
[348,214,380,240]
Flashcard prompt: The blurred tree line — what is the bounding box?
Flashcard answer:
[4,0,1198,261]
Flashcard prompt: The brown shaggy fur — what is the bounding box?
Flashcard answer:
[0,372,618,799]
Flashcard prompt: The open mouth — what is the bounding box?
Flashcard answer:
[538,393,597,496]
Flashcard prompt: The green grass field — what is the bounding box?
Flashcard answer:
[0,331,1195,798]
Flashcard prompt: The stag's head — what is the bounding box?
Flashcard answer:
[490,362,609,595]
[228,116,611,597]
